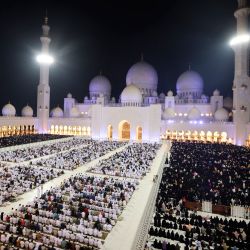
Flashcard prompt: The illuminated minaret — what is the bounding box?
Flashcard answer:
[231,0,250,145]
[37,15,53,133]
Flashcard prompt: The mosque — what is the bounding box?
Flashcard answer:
[0,0,250,146]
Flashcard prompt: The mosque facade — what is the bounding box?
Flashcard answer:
[0,0,249,145]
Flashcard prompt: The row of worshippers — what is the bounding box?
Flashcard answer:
[0,229,101,249]
[145,155,249,250]
[0,137,91,162]
[149,239,181,250]
[166,142,249,206]
[0,174,138,249]
[148,201,249,249]
[0,165,64,205]
[33,140,127,171]
[0,139,127,204]
[89,142,160,179]
[0,134,70,149]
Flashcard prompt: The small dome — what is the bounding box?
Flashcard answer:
[84,96,89,100]
[67,93,72,98]
[2,103,16,116]
[214,108,229,121]
[167,90,173,97]
[126,61,158,91]
[201,94,206,99]
[176,70,204,93]
[163,107,175,120]
[69,106,80,118]
[89,75,111,96]
[21,105,33,117]
[51,106,63,118]
[188,107,201,120]
[223,97,233,110]
[213,89,220,96]
[152,90,158,97]
[111,97,116,102]
[159,92,165,98]
[121,84,142,104]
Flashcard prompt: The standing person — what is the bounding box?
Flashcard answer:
[37,186,41,198]
[40,184,44,196]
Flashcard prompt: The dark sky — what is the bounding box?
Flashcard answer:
[0,0,238,114]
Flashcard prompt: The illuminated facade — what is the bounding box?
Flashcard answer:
[0,0,249,144]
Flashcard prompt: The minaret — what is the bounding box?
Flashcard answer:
[231,0,250,145]
[37,15,53,133]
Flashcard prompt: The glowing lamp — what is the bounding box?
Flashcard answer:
[36,54,54,64]
[229,34,250,46]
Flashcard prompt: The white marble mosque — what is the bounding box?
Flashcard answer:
[0,0,250,146]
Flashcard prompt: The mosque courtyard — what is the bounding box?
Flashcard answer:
[0,135,169,249]
[0,135,249,250]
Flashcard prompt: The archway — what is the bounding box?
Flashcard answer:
[87,127,91,136]
[178,130,184,141]
[200,131,205,142]
[207,131,212,142]
[221,132,227,142]
[107,125,113,140]
[64,126,68,135]
[136,126,142,141]
[214,131,219,142]
[119,120,130,140]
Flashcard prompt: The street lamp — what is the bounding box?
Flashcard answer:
[36,54,54,64]
[229,34,250,46]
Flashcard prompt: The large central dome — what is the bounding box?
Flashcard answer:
[176,70,204,96]
[89,74,111,98]
[126,60,158,95]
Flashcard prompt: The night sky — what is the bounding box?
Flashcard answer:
[0,0,238,114]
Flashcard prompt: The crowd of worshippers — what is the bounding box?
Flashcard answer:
[0,174,138,249]
[0,165,64,206]
[146,199,249,250]
[33,141,127,171]
[88,143,160,179]
[165,142,250,206]
[0,137,93,162]
[0,134,70,149]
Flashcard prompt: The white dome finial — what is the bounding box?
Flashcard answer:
[44,9,48,25]
[42,11,50,37]
[141,52,144,62]
[188,62,191,71]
